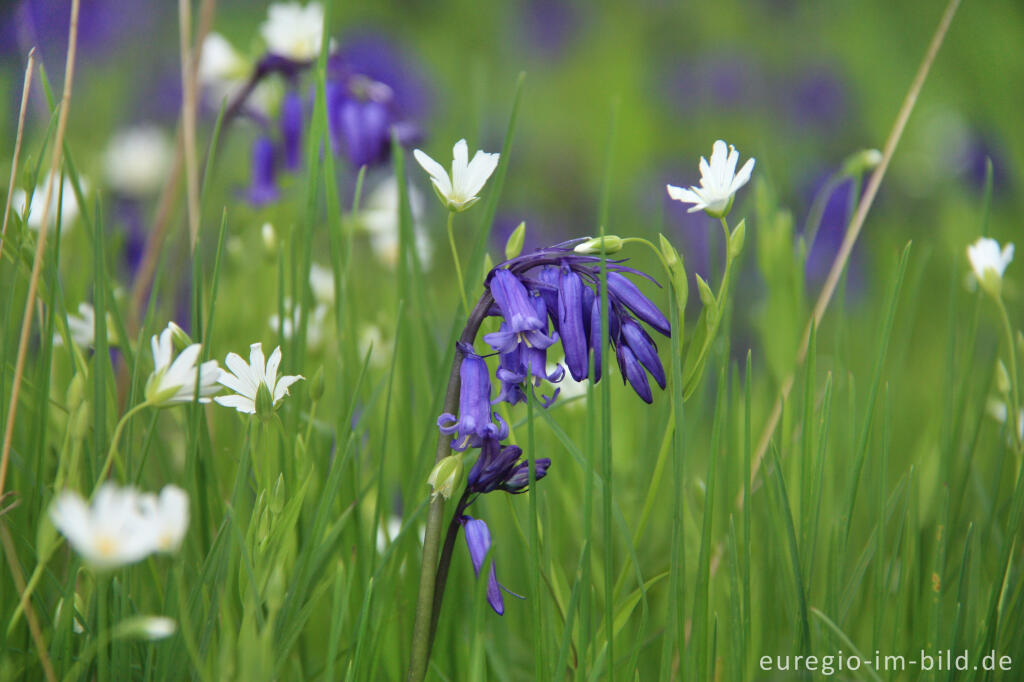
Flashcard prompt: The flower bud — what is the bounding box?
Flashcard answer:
[574,235,624,255]
[66,372,87,411]
[119,616,177,641]
[427,455,464,501]
[840,148,883,177]
[505,222,526,260]
[261,222,277,254]
[167,322,193,351]
[728,219,746,259]
[270,474,286,515]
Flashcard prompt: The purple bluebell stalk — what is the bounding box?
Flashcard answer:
[437,344,508,451]
[460,516,506,615]
[244,137,280,206]
[280,91,304,171]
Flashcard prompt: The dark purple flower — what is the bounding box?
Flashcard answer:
[244,137,280,206]
[467,438,550,495]
[437,345,508,451]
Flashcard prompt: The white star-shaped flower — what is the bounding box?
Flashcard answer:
[49,485,155,569]
[144,324,221,406]
[666,139,755,218]
[260,2,326,62]
[215,343,304,415]
[413,139,500,212]
[967,237,1013,297]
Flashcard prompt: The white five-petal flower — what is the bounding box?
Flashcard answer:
[49,484,188,569]
[215,343,304,414]
[666,139,755,218]
[413,139,500,212]
[144,324,221,406]
[967,237,1014,297]
[357,176,433,268]
[260,2,326,62]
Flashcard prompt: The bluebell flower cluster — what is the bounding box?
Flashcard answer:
[443,241,670,614]
[222,39,426,206]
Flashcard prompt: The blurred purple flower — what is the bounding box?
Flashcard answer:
[957,131,1011,194]
[665,52,764,114]
[5,0,159,65]
[519,0,582,59]
[243,137,280,206]
[780,65,849,131]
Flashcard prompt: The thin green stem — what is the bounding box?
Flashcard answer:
[995,298,1022,456]
[407,293,493,682]
[447,211,469,312]
[94,400,150,488]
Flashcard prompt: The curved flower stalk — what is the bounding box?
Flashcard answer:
[408,239,672,682]
[200,5,428,205]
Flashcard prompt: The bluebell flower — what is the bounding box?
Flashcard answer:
[437,344,508,451]
[244,137,280,206]
[483,269,558,354]
[460,516,509,615]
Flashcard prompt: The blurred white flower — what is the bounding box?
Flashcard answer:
[103,125,173,197]
[199,32,249,84]
[49,485,155,569]
[667,139,755,218]
[357,177,433,269]
[358,324,394,368]
[967,237,1013,298]
[986,397,1024,442]
[261,2,325,62]
[198,33,277,113]
[137,485,189,553]
[376,515,404,554]
[309,263,335,305]
[12,173,86,231]
[215,343,304,414]
[413,139,499,212]
[53,303,112,349]
[144,324,221,406]
[269,300,329,351]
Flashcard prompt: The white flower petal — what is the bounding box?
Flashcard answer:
[412,149,452,197]
[214,394,257,413]
[273,374,305,403]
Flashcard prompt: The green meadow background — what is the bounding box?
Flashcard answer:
[2,0,1024,679]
